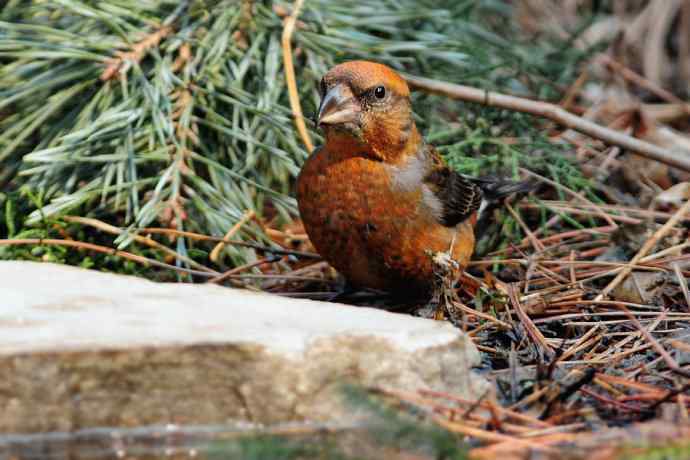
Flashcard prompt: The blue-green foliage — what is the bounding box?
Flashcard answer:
[0,0,602,268]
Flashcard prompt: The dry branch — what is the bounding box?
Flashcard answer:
[282,0,314,152]
[404,74,690,173]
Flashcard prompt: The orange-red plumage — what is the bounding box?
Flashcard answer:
[297,61,505,294]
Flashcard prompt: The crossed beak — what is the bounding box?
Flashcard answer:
[317,84,360,127]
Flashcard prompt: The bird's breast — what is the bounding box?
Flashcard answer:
[296,148,473,292]
[298,151,413,243]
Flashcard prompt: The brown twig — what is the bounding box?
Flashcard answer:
[419,389,552,428]
[434,416,551,449]
[100,26,173,81]
[63,215,218,275]
[451,300,512,329]
[139,227,321,259]
[376,387,550,450]
[508,283,554,356]
[0,238,214,277]
[281,0,314,152]
[404,73,690,173]
[210,210,256,263]
[208,255,280,284]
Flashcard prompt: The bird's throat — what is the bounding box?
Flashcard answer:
[324,122,422,164]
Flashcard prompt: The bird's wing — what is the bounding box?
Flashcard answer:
[422,146,482,227]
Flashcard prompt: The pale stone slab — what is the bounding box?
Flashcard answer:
[0,261,486,433]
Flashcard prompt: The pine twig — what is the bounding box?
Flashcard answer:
[281,0,314,153]
[404,73,690,173]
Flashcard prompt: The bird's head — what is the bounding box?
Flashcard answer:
[316,61,419,162]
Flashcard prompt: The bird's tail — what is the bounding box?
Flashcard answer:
[467,175,536,218]
[471,175,535,200]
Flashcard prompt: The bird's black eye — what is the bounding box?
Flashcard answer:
[374,85,386,99]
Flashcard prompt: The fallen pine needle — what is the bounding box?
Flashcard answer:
[595,198,690,301]
[0,238,214,277]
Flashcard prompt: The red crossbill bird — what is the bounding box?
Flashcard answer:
[297,61,529,295]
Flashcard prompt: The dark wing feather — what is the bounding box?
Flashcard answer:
[423,164,482,227]
[467,175,535,200]
[421,146,534,227]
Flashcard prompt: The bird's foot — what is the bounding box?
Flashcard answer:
[423,250,462,321]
